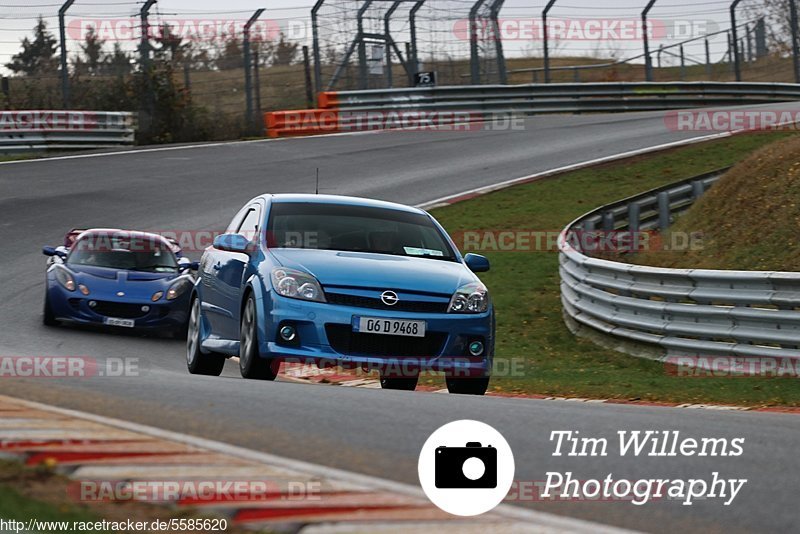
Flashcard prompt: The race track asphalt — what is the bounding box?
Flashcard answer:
[1,105,798,533]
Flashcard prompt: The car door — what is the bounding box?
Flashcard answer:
[209,202,263,341]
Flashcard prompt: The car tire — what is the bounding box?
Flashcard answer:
[239,294,279,381]
[43,293,58,327]
[380,375,419,391]
[186,297,225,376]
[445,376,489,396]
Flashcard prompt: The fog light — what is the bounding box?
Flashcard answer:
[279,325,297,342]
[468,341,484,357]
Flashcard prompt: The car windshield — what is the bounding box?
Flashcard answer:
[67,235,179,272]
[267,203,457,261]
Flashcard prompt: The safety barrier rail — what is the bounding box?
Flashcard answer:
[264,81,800,138]
[558,169,800,364]
[0,111,135,153]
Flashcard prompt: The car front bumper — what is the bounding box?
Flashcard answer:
[257,294,494,377]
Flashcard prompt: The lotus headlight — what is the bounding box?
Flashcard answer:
[271,268,326,303]
[448,282,489,313]
[166,278,192,300]
[55,267,76,291]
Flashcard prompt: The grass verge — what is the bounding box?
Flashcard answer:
[427,131,800,406]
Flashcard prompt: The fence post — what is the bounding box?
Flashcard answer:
[642,0,658,82]
[58,0,75,109]
[542,0,557,83]
[679,44,685,80]
[1,77,9,109]
[139,0,157,138]
[303,46,314,108]
[755,18,767,59]
[790,0,800,83]
[469,0,488,84]
[730,0,743,81]
[409,0,426,80]
[311,0,326,94]
[705,38,711,78]
[490,0,507,84]
[384,1,402,88]
[243,8,265,133]
[183,62,191,95]
[254,49,262,130]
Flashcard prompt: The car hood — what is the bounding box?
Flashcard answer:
[269,249,473,294]
[64,265,180,299]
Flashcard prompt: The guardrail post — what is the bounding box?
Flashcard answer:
[691,180,705,200]
[730,0,743,81]
[58,0,75,109]
[790,0,800,83]
[542,0,557,84]
[642,0,658,81]
[602,211,615,232]
[311,0,326,95]
[657,191,671,230]
[244,9,265,134]
[628,203,641,252]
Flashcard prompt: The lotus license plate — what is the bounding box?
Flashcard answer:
[104,317,135,328]
[354,317,426,338]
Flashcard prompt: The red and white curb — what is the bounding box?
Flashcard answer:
[281,364,800,414]
[0,394,634,533]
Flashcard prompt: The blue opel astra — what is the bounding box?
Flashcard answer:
[187,194,494,395]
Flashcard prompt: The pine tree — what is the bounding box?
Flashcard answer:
[6,17,58,76]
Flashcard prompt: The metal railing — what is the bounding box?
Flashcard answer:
[0,111,135,154]
[558,170,800,364]
[322,82,800,116]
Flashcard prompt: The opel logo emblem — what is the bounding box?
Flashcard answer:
[381,291,399,306]
[117,291,125,297]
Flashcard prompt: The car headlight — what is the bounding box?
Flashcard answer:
[448,282,489,313]
[271,267,326,303]
[55,267,76,291]
[166,278,192,300]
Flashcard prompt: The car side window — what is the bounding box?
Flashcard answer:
[237,207,261,243]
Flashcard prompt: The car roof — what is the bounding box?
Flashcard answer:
[264,194,426,215]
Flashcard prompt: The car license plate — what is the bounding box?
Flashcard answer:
[104,317,135,328]
[354,317,426,338]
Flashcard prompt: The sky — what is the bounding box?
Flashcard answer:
[0,0,769,76]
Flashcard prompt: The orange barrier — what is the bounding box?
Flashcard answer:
[317,91,339,109]
[264,108,340,138]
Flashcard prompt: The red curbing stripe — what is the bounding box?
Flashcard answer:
[233,504,427,523]
[25,450,193,466]
[0,439,144,450]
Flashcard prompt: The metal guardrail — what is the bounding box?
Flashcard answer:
[0,111,135,153]
[558,169,800,363]
[322,82,800,116]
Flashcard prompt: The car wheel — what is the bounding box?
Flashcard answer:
[380,375,419,391]
[445,376,489,396]
[42,293,58,327]
[186,297,225,376]
[239,294,279,381]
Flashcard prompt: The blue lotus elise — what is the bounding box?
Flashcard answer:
[187,194,494,395]
[43,229,198,337]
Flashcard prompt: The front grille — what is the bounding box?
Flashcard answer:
[91,301,151,319]
[325,292,449,314]
[325,324,447,357]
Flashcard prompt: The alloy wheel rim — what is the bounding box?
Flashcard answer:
[187,299,199,364]
[241,300,254,367]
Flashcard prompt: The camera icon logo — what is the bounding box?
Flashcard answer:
[419,420,515,516]
[435,442,497,489]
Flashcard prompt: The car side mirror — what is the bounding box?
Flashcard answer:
[213,233,251,253]
[43,246,67,259]
[464,253,490,273]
